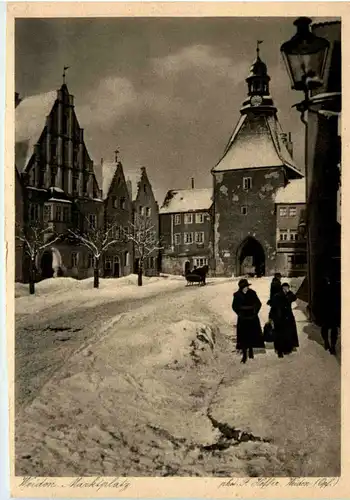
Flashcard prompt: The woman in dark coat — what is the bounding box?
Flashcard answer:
[270,282,299,358]
[268,273,283,320]
[232,279,265,363]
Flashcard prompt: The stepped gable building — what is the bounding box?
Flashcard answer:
[132,166,160,276]
[99,154,133,278]
[274,178,307,276]
[15,83,103,281]
[211,44,304,277]
[159,181,213,275]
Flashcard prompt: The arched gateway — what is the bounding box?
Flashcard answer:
[236,237,265,277]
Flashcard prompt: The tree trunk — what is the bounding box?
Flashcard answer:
[29,257,35,295]
[94,256,100,288]
[138,259,143,287]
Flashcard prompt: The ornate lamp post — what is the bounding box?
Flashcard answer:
[281,17,330,320]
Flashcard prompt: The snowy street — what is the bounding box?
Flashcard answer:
[15,275,340,477]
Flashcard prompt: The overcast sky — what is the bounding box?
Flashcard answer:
[15,17,313,203]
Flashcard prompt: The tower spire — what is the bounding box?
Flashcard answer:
[62,66,70,85]
[256,40,263,59]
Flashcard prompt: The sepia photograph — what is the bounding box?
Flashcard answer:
[10,4,342,490]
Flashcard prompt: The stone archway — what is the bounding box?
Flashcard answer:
[236,237,265,277]
[40,251,54,279]
[40,247,63,279]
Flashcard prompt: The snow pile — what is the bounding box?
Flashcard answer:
[156,320,216,368]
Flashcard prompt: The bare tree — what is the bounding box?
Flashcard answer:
[15,220,61,295]
[123,213,162,286]
[68,217,123,289]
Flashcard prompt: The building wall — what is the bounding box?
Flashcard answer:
[133,167,160,276]
[160,209,212,275]
[306,21,341,324]
[103,163,133,277]
[15,168,24,281]
[213,166,286,276]
[275,202,307,276]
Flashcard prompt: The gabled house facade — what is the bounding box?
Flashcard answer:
[159,187,213,275]
[100,157,133,277]
[132,167,160,276]
[211,47,304,277]
[15,83,104,281]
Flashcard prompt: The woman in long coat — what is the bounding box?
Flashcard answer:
[232,279,265,363]
[268,273,283,320]
[270,282,299,358]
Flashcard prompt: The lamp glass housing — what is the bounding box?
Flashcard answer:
[280,17,330,91]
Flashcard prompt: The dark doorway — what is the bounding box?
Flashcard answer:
[184,260,191,275]
[237,237,265,277]
[113,257,120,278]
[41,251,54,279]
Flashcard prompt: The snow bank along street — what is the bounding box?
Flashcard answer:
[15,275,340,477]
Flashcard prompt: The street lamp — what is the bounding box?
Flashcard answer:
[281,17,330,322]
[280,17,330,94]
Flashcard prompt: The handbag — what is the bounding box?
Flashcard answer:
[263,319,275,342]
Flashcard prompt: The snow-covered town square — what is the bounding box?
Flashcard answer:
[12,13,341,482]
[15,275,340,477]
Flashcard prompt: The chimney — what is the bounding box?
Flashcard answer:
[191,177,195,189]
[100,158,103,166]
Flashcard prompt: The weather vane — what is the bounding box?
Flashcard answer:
[257,40,263,57]
[62,66,70,84]
[114,148,120,163]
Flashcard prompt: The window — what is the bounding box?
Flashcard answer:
[63,140,69,165]
[50,168,56,187]
[51,143,57,161]
[112,196,118,209]
[289,207,297,217]
[38,165,46,188]
[289,230,299,241]
[241,206,247,215]
[194,257,208,267]
[120,197,126,210]
[174,233,181,245]
[124,251,129,266]
[56,205,63,222]
[105,258,112,270]
[184,213,193,224]
[146,207,151,217]
[184,232,193,244]
[287,254,307,268]
[243,177,252,190]
[144,184,147,194]
[43,204,52,222]
[63,114,69,135]
[71,252,78,268]
[195,232,204,244]
[195,213,204,224]
[88,213,97,229]
[174,214,181,225]
[279,207,288,217]
[111,225,120,240]
[124,227,128,241]
[83,174,88,195]
[63,206,70,222]
[88,254,94,268]
[72,175,79,194]
[279,230,288,241]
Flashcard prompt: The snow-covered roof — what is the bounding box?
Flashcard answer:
[160,188,213,214]
[212,113,302,177]
[275,179,306,204]
[15,90,58,172]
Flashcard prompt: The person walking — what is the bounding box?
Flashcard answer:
[270,282,299,358]
[232,278,265,364]
[268,272,283,320]
[319,275,340,355]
